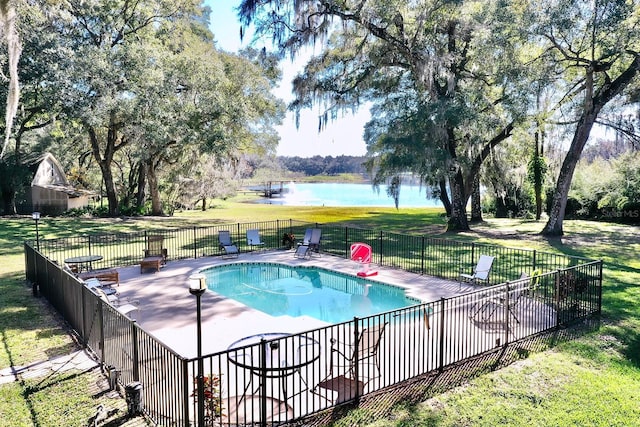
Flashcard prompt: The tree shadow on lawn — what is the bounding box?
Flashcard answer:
[0,215,234,257]
[341,210,448,236]
[0,271,78,367]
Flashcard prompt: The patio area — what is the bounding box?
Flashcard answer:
[26,221,601,426]
[110,250,471,358]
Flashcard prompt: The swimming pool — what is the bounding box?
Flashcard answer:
[200,263,421,324]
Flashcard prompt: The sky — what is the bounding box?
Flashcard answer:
[204,0,370,158]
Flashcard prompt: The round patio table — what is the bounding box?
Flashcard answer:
[227,332,321,403]
[64,255,103,272]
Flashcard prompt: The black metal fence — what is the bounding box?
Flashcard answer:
[24,219,602,426]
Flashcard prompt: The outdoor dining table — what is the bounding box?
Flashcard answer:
[227,332,321,404]
[64,254,103,272]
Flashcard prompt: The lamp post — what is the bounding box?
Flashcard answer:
[189,273,207,427]
[32,212,41,251]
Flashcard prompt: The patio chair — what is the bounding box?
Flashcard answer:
[140,234,167,273]
[218,230,239,258]
[78,268,119,286]
[308,228,322,253]
[294,228,322,259]
[297,228,313,246]
[471,273,530,324]
[459,254,494,288]
[91,285,139,318]
[294,243,311,259]
[246,229,265,251]
[314,323,387,403]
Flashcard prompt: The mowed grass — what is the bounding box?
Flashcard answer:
[1,198,639,426]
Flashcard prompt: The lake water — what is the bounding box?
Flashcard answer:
[256,182,442,208]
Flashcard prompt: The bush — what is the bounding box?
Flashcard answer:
[565,152,640,222]
[485,181,535,219]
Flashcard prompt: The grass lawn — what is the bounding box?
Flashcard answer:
[1,198,639,426]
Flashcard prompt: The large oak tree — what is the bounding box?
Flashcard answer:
[526,0,640,235]
[239,0,526,231]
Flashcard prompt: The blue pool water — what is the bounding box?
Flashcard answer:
[200,263,420,324]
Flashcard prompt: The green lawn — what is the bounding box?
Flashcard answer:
[1,200,639,426]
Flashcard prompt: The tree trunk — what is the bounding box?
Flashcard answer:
[447,169,470,231]
[470,173,482,223]
[533,130,543,221]
[88,115,120,217]
[438,179,452,216]
[542,55,640,235]
[541,115,595,235]
[100,165,119,217]
[135,162,146,209]
[146,159,163,216]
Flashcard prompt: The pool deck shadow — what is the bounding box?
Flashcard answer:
[113,250,470,358]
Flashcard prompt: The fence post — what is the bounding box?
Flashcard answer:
[88,234,92,257]
[504,282,510,347]
[131,322,140,381]
[345,227,349,259]
[597,260,603,315]
[260,338,268,427]
[471,243,475,266]
[193,226,198,259]
[277,219,281,244]
[353,317,360,401]
[98,302,105,362]
[378,231,383,266]
[81,286,87,347]
[533,250,537,271]
[438,298,446,372]
[421,236,425,275]
[554,269,561,329]
[182,360,191,427]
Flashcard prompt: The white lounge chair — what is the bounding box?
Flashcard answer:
[246,229,265,251]
[460,255,495,288]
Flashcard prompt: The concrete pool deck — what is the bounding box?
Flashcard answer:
[111,250,471,358]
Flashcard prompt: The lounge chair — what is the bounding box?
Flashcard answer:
[294,244,311,259]
[298,229,313,246]
[88,282,139,318]
[314,323,387,403]
[246,229,265,251]
[459,254,494,288]
[140,234,167,273]
[295,228,321,258]
[471,273,530,324]
[308,228,322,253]
[218,230,239,258]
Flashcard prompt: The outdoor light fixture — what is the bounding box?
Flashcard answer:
[188,273,206,427]
[189,273,207,296]
[32,211,41,251]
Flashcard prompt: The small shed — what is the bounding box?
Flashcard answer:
[31,153,94,214]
